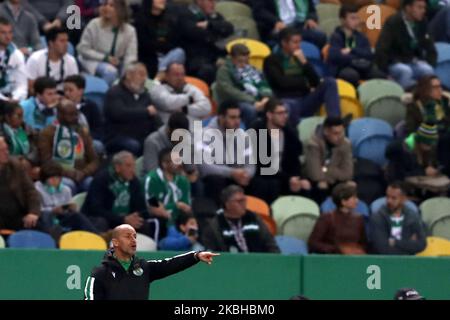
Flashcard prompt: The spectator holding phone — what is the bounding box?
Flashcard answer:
[34,160,98,239]
[143,148,192,238]
[159,212,204,251]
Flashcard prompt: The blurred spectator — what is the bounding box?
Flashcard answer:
[328,4,384,87]
[159,212,204,251]
[0,135,42,231]
[77,0,137,86]
[308,182,367,254]
[375,0,436,90]
[63,75,104,142]
[21,0,73,32]
[82,150,155,237]
[134,0,185,80]
[428,6,450,42]
[26,27,78,92]
[0,0,43,57]
[35,160,98,237]
[252,0,326,49]
[215,43,272,128]
[369,181,426,255]
[405,75,450,175]
[304,116,353,204]
[264,27,340,127]
[144,148,192,237]
[201,185,280,253]
[178,0,234,85]
[149,62,211,125]
[197,101,255,205]
[76,0,102,26]
[104,62,162,157]
[0,17,27,101]
[38,98,99,194]
[20,77,59,131]
[248,98,311,204]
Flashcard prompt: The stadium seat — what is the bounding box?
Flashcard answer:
[7,230,56,249]
[357,4,397,48]
[226,38,271,70]
[358,79,404,108]
[348,118,393,166]
[320,18,341,37]
[185,76,211,99]
[297,116,325,146]
[278,212,318,242]
[224,16,261,40]
[370,197,419,216]
[0,229,15,236]
[72,192,87,211]
[84,74,109,112]
[59,231,107,250]
[322,43,330,62]
[300,41,321,61]
[271,196,320,232]
[429,215,450,241]
[321,79,364,118]
[216,1,253,19]
[135,156,144,179]
[337,78,357,98]
[246,195,270,216]
[320,197,370,217]
[136,233,157,252]
[416,237,450,256]
[0,235,5,248]
[275,235,308,255]
[260,214,277,236]
[419,197,450,229]
[316,3,341,23]
[435,43,450,90]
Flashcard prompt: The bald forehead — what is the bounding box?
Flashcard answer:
[112,224,136,238]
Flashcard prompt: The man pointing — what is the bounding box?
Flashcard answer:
[84,224,219,300]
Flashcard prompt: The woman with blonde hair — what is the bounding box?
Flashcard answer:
[77,0,138,86]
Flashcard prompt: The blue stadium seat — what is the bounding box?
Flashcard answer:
[434,42,450,90]
[370,197,420,216]
[320,197,370,217]
[7,230,56,249]
[84,75,109,112]
[300,41,321,60]
[348,118,394,167]
[275,235,308,255]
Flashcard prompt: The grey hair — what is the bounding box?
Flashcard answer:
[112,151,134,166]
[220,184,244,207]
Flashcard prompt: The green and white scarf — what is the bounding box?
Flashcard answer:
[52,125,77,169]
[3,124,30,156]
[390,215,404,240]
[108,166,131,216]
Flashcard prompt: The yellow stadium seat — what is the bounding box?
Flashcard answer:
[337,79,357,98]
[226,38,271,70]
[59,231,107,250]
[416,237,450,257]
[320,79,364,118]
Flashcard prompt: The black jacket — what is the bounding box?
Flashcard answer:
[82,167,148,228]
[250,118,302,191]
[80,98,104,141]
[251,0,317,41]
[104,81,162,144]
[134,1,181,78]
[263,51,320,98]
[84,249,199,300]
[375,12,437,71]
[178,4,233,64]
[369,204,426,255]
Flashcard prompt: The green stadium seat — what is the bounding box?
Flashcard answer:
[216,1,253,19]
[0,235,5,248]
[271,196,320,233]
[72,192,87,212]
[419,197,450,229]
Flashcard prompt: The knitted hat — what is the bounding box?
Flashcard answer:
[416,122,438,146]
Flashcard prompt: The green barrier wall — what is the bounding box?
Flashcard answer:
[0,249,449,299]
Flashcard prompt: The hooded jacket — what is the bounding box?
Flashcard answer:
[84,249,200,300]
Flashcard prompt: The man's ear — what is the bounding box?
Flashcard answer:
[111,238,119,248]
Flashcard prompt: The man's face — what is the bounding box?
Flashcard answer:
[115,156,136,181]
[113,226,137,257]
[341,195,358,210]
[324,125,345,146]
[163,153,183,175]
[0,137,9,165]
[126,65,148,93]
[231,54,249,69]
[405,0,426,21]
[267,104,288,128]
[153,0,166,11]
[386,186,406,212]
[179,218,198,234]
[5,107,23,129]
[63,82,84,103]
[225,192,247,218]
[281,35,301,56]
[59,103,79,126]
[220,108,241,130]
[343,12,361,31]
[166,64,186,91]
[38,88,59,108]
[429,78,443,101]
[49,33,69,56]
[197,0,216,15]
[0,23,13,47]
